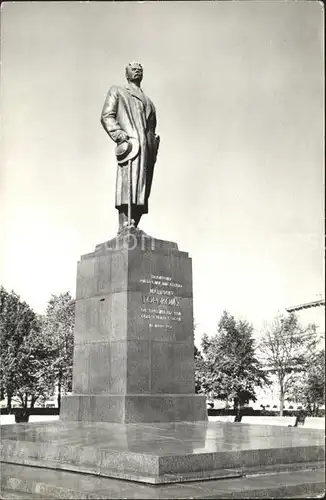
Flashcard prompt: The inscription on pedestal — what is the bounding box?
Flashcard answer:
[140,274,183,329]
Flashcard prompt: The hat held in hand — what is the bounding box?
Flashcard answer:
[115,137,139,165]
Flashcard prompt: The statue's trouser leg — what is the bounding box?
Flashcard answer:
[118,206,143,229]
[133,207,142,228]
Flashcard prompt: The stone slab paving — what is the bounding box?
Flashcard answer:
[0,416,59,426]
[241,416,297,426]
[304,418,325,430]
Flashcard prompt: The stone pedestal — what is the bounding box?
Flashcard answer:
[4,236,324,493]
[61,229,207,423]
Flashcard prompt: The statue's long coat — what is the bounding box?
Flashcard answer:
[101,84,159,214]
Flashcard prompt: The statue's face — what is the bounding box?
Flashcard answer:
[126,62,143,83]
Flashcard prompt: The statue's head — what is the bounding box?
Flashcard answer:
[125,62,143,84]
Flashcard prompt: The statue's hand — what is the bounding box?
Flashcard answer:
[117,131,129,144]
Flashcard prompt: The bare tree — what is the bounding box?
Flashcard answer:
[257,313,319,416]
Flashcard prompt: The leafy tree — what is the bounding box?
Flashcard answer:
[198,333,225,401]
[41,292,75,410]
[257,313,319,416]
[0,286,40,410]
[194,345,209,394]
[193,319,212,397]
[14,323,54,408]
[287,349,325,416]
[200,311,268,417]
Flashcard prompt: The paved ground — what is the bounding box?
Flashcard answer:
[0,415,59,426]
[1,414,325,428]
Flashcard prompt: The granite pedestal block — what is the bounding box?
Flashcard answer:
[2,461,325,499]
[61,229,207,423]
[1,421,324,485]
[61,394,207,423]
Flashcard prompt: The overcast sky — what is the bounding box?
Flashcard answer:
[1,1,324,343]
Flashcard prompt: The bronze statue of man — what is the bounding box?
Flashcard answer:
[101,62,160,231]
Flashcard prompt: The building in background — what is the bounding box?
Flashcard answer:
[285,298,325,347]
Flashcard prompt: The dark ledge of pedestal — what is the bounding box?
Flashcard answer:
[81,227,189,260]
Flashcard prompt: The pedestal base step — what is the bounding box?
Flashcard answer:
[60,394,207,423]
[1,463,325,499]
[1,421,324,485]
